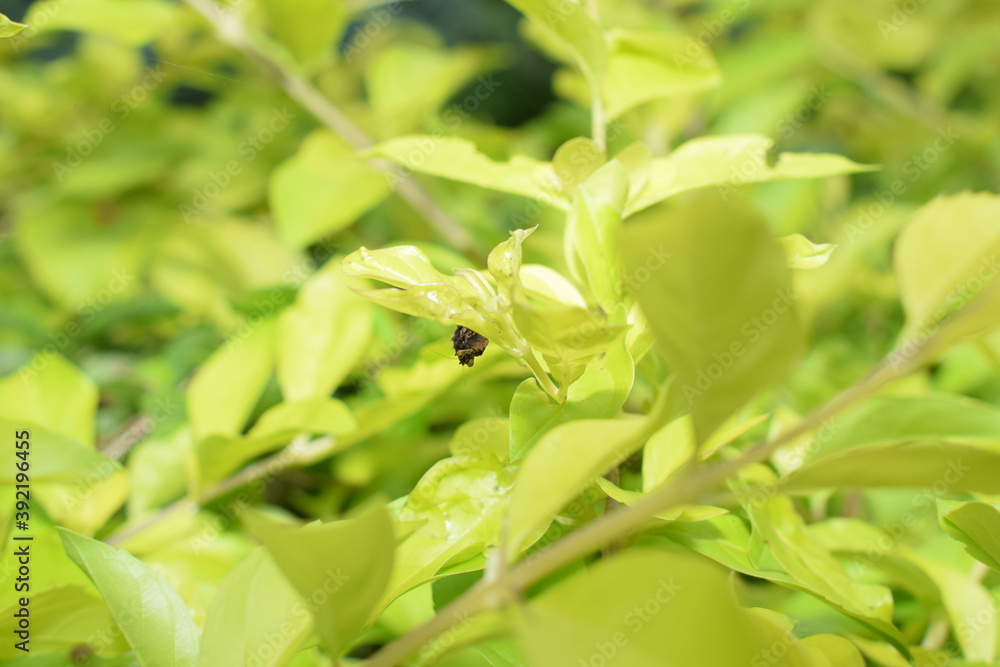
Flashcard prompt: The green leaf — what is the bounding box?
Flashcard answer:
[512,299,628,390]
[507,418,649,558]
[249,397,355,440]
[270,131,391,247]
[642,414,695,493]
[626,135,876,216]
[596,478,728,523]
[552,137,606,196]
[149,219,301,329]
[513,549,766,666]
[506,383,675,556]
[244,502,395,657]
[386,448,514,605]
[0,422,115,484]
[25,0,177,45]
[128,428,190,518]
[643,413,770,492]
[744,495,910,656]
[509,339,634,460]
[198,548,314,667]
[488,227,536,307]
[893,192,1000,353]
[745,608,814,667]
[366,42,497,136]
[197,397,355,483]
[621,190,803,442]
[0,354,98,447]
[35,468,129,536]
[940,502,1000,572]
[564,160,627,314]
[277,259,373,400]
[797,394,1000,460]
[520,264,588,308]
[800,634,867,667]
[602,29,722,119]
[0,585,129,660]
[903,550,996,662]
[779,233,837,269]
[503,0,606,87]
[782,394,1000,493]
[187,317,276,439]
[0,12,27,37]
[342,243,531,362]
[366,136,566,208]
[14,199,150,310]
[57,529,200,667]
[256,0,347,72]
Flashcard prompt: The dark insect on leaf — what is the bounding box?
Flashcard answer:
[452,326,489,367]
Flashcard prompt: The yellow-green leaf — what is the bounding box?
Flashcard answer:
[0,12,27,37]
[621,190,803,442]
[244,502,395,657]
[270,131,391,247]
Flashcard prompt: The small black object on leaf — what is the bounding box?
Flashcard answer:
[452,326,489,367]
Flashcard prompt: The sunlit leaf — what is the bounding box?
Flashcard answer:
[893,192,1000,355]
[366,42,498,136]
[366,136,566,207]
[626,135,876,215]
[0,12,27,37]
[779,233,837,269]
[513,549,765,666]
[940,501,1000,572]
[197,397,355,483]
[512,299,628,390]
[743,495,910,655]
[903,550,996,662]
[187,317,276,439]
[509,339,633,460]
[643,413,769,492]
[244,502,395,657]
[0,354,98,447]
[0,585,129,660]
[552,137,606,196]
[603,29,722,118]
[503,0,606,87]
[564,159,628,314]
[622,190,803,442]
[507,384,675,557]
[386,447,513,605]
[58,529,200,667]
[198,548,314,667]
[782,394,1000,493]
[26,0,177,44]
[270,131,391,247]
[277,259,373,400]
[257,0,347,72]
[800,634,867,667]
[0,422,114,485]
[596,478,728,523]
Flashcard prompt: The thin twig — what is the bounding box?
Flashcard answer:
[182,0,475,254]
[106,435,336,547]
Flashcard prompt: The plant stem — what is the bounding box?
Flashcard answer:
[591,90,606,152]
[586,0,605,152]
[522,349,561,401]
[181,0,475,254]
[105,435,337,547]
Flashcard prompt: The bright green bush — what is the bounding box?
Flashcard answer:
[2,1,1000,666]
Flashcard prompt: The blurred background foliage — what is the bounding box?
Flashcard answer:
[1,0,1000,656]
[2,0,1000,505]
